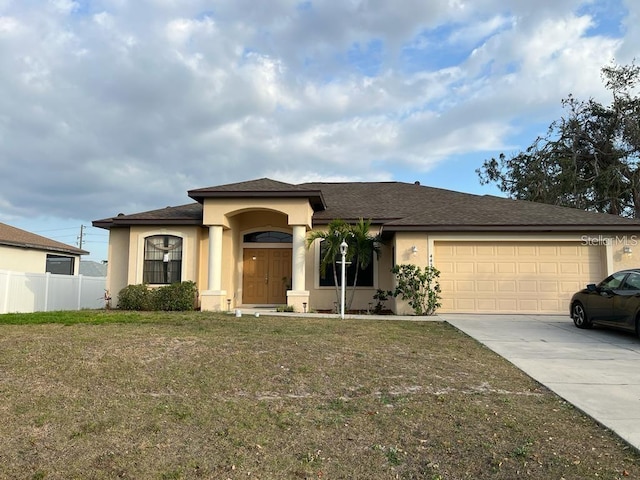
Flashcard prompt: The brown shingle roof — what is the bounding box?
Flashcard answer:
[93,179,640,232]
[188,178,326,211]
[0,222,88,255]
[92,203,203,228]
[302,182,640,231]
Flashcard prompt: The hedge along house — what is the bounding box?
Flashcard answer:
[93,178,640,315]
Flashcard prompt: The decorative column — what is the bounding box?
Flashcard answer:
[208,225,223,291]
[201,225,227,311]
[287,225,310,312]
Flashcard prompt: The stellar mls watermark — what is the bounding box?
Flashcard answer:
[581,235,639,246]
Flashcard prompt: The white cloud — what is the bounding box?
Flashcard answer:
[0,0,635,259]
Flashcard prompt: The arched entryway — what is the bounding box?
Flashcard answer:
[242,231,292,305]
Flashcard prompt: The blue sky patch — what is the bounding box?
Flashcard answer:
[577,0,627,37]
[347,39,384,77]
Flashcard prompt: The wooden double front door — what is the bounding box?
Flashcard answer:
[242,248,292,305]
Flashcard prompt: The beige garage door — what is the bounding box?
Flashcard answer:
[435,241,604,313]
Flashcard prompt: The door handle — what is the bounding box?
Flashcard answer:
[265,276,269,284]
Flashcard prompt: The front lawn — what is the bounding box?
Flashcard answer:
[0,311,637,479]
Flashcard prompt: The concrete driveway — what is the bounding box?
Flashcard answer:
[440,314,640,451]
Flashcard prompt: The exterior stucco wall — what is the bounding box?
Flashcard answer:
[106,228,130,298]
[0,245,81,276]
[590,233,640,275]
[105,226,203,303]
[127,226,201,287]
[203,198,314,229]
[0,245,46,273]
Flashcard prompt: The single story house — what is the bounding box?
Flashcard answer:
[0,222,88,275]
[79,260,108,277]
[93,178,640,315]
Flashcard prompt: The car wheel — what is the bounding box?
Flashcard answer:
[572,302,592,329]
[636,317,640,339]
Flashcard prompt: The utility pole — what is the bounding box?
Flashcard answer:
[77,225,85,249]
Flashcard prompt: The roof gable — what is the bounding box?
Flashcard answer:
[187,177,326,211]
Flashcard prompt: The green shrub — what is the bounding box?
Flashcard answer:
[391,264,441,315]
[153,281,198,311]
[275,305,294,312]
[118,284,153,310]
[117,282,198,311]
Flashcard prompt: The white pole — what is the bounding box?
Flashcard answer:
[340,240,347,319]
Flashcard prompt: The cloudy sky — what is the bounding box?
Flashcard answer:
[0,0,637,261]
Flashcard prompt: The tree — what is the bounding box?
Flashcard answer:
[477,61,640,217]
[306,218,380,312]
[346,218,381,310]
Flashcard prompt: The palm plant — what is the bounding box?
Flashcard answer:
[306,218,380,312]
[346,218,381,310]
[306,219,352,309]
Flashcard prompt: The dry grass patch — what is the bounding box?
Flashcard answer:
[0,311,637,479]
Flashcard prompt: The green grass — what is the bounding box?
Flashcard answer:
[0,310,638,479]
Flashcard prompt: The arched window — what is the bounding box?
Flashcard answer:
[143,235,182,284]
[243,231,292,243]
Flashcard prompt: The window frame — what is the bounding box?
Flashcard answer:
[142,234,184,285]
[46,254,75,275]
[314,238,377,289]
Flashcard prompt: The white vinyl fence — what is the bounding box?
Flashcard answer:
[0,269,107,314]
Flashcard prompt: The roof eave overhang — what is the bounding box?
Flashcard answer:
[0,240,88,256]
[93,219,203,229]
[311,217,395,226]
[381,224,640,233]
[188,190,327,211]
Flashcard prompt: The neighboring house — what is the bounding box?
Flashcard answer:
[79,260,108,277]
[93,178,640,315]
[0,222,88,275]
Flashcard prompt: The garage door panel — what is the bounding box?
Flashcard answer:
[497,263,516,273]
[539,246,558,255]
[497,281,516,292]
[517,246,536,255]
[477,281,495,292]
[497,298,518,310]
[539,263,558,274]
[437,262,454,274]
[518,299,539,310]
[560,281,582,293]
[560,263,580,274]
[540,299,562,311]
[477,263,495,273]
[455,245,474,255]
[540,281,558,292]
[477,245,495,255]
[456,299,475,310]
[477,299,497,310]
[455,280,474,291]
[518,280,537,292]
[456,263,474,273]
[560,246,579,255]
[436,241,603,314]
[518,263,537,273]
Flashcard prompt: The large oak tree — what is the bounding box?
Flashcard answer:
[477,62,640,217]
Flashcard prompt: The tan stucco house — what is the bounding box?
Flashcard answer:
[93,178,640,315]
[0,222,87,275]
